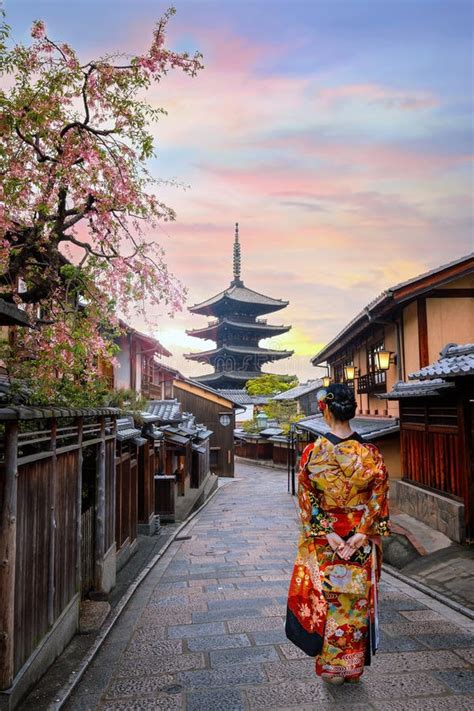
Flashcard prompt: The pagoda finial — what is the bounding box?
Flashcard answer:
[232,222,243,285]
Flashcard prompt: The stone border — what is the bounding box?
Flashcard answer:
[50,479,236,710]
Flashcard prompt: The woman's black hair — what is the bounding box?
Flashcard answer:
[325,383,357,422]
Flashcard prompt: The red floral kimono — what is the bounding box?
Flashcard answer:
[287,432,390,680]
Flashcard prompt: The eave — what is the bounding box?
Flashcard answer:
[184,345,294,362]
[186,318,291,341]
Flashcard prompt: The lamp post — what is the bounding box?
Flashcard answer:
[289,422,296,496]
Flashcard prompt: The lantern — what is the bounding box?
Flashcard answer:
[322,375,331,388]
[375,350,392,371]
[344,365,356,381]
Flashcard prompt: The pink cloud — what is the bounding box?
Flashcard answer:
[318,83,439,111]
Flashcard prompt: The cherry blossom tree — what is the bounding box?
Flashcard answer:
[0,8,203,404]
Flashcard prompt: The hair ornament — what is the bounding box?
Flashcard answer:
[317,389,334,412]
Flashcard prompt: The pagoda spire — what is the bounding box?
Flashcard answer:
[231,222,243,286]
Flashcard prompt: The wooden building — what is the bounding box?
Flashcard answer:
[173,379,236,477]
[385,343,474,543]
[311,254,474,477]
[185,224,293,389]
[273,379,323,416]
[110,322,171,398]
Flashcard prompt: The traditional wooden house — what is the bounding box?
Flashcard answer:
[217,388,269,423]
[273,379,323,416]
[172,378,236,477]
[385,343,474,543]
[311,254,474,477]
[110,322,171,397]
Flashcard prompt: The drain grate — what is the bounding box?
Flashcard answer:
[175,535,192,541]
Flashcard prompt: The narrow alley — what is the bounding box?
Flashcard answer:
[65,462,474,711]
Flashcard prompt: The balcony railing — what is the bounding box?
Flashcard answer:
[357,371,386,394]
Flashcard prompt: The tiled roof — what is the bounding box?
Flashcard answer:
[296,415,399,441]
[217,389,270,405]
[259,426,284,437]
[273,380,323,401]
[143,400,182,423]
[383,379,455,399]
[116,416,146,445]
[409,343,474,381]
[185,344,294,360]
[193,371,266,384]
[189,284,289,314]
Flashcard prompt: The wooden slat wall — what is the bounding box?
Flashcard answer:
[115,443,138,552]
[14,449,79,674]
[401,399,466,500]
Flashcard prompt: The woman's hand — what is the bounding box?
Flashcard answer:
[338,533,368,560]
[326,532,345,554]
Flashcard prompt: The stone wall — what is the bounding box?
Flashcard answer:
[391,479,465,543]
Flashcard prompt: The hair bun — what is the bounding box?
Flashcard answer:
[324,384,357,422]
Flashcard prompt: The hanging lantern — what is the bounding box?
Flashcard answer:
[344,365,356,381]
[375,350,391,371]
[322,375,331,388]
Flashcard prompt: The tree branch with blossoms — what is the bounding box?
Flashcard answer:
[0,8,203,405]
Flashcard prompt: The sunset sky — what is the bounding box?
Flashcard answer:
[7,1,473,381]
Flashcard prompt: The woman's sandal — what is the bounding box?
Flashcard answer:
[321,673,345,686]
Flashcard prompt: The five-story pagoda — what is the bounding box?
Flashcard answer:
[185,224,293,389]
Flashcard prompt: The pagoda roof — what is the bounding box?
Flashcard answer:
[192,370,267,386]
[189,283,289,316]
[186,317,291,340]
[184,344,294,362]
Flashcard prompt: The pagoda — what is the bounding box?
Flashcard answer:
[185,224,293,389]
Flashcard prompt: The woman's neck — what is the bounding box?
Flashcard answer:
[328,421,353,438]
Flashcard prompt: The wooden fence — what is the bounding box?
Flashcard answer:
[0,408,117,691]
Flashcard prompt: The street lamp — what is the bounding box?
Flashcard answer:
[375,350,392,371]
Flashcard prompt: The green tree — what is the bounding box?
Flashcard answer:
[245,373,298,397]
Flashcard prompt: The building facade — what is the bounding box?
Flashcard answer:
[311,254,474,480]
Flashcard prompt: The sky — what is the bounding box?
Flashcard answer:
[5,0,474,381]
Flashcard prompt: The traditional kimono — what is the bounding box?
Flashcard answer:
[287,432,390,680]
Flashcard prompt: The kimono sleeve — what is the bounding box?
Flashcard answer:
[356,443,391,537]
[298,440,334,538]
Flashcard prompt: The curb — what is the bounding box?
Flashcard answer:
[382,562,474,621]
[51,479,236,710]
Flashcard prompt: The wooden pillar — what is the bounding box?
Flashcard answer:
[48,419,58,626]
[0,421,19,689]
[417,298,429,368]
[75,417,84,592]
[95,416,106,591]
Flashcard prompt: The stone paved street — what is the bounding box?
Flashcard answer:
[66,462,474,710]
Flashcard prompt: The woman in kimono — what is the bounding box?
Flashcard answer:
[286,383,390,685]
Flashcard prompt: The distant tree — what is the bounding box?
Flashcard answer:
[245,373,298,397]
[242,398,304,436]
[0,8,202,405]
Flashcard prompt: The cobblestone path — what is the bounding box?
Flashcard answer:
[67,461,474,710]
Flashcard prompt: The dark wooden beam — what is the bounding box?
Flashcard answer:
[428,289,474,298]
[417,298,429,368]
